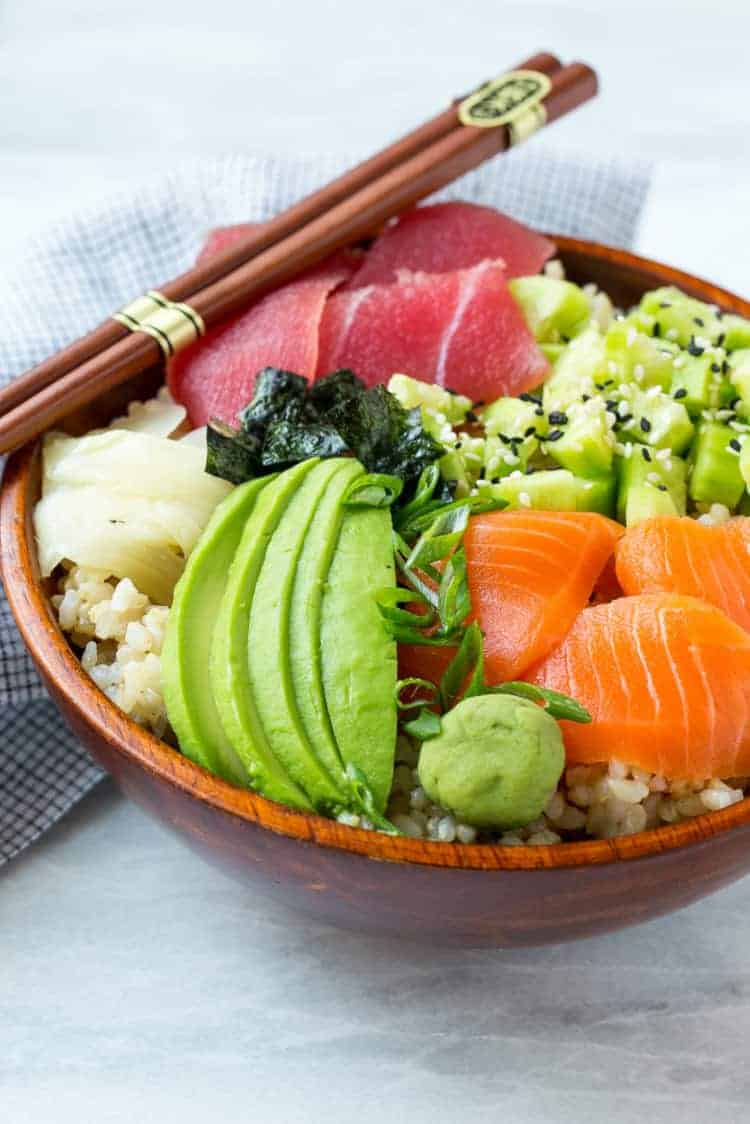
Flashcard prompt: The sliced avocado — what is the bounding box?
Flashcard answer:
[320,505,397,813]
[546,398,614,477]
[478,468,615,515]
[289,459,364,786]
[617,387,694,454]
[689,421,746,508]
[604,322,678,390]
[211,459,318,811]
[670,350,727,416]
[248,459,355,813]
[625,483,680,526]
[162,476,272,785]
[637,287,723,348]
[542,328,607,414]
[508,276,590,342]
[616,448,687,523]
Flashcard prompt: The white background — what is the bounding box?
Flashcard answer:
[3,2,750,1122]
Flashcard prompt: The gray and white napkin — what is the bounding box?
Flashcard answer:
[0,147,651,864]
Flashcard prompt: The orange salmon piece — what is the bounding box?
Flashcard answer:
[616,516,750,632]
[529,593,750,780]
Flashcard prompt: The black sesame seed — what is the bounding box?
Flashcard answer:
[659,301,672,309]
[523,426,536,437]
[641,447,652,461]
[465,410,479,423]
[581,394,591,402]
[711,362,721,373]
[605,399,618,412]
[717,310,725,321]
[687,336,705,357]
[498,434,510,444]
[520,392,542,404]
[546,429,564,441]
[561,335,570,344]
[656,484,668,492]
[640,417,652,433]
[730,438,742,453]
[723,359,731,374]
[534,407,545,416]
[694,317,705,327]
[652,322,662,338]
[547,411,568,426]
[673,388,688,399]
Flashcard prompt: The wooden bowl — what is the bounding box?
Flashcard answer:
[5,236,750,949]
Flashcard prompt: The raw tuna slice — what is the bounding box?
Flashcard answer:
[316,261,549,400]
[196,222,260,263]
[346,202,555,289]
[169,237,356,426]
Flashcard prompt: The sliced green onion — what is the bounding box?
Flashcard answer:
[343,472,404,508]
[395,677,440,711]
[439,621,484,711]
[436,546,471,636]
[406,503,470,570]
[485,681,592,724]
[403,707,442,741]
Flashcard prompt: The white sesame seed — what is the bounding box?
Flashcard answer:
[519,491,532,508]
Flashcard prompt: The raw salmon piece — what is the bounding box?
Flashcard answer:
[399,509,622,686]
[347,202,555,288]
[529,593,750,781]
[316,262,548,401]
[616,516,750,632]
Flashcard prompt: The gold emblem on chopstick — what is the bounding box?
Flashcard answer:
[113,291,205,357]
[458,69,551,143]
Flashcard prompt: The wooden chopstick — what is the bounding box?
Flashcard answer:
[0,59,597,454]
[0,50,562,422]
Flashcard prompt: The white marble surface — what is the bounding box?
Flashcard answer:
[3,1,750,1120]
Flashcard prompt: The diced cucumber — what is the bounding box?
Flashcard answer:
[729,350,750,418]
[689,422,747,508]
[508,277,591,343]
[638,287,723,348]
[481,396,546,440]
[439,450,472,497]
[670,350,726,416]
[542,329,608,414]
[616,449,687,523]
[546,398,614,477]
[604,322,678,391]
[625,483,680,526]
[540,343,565,364]
[478,469,615,515]
[387,374,472,425]
[617,387,694,454]
[722,314,750,351]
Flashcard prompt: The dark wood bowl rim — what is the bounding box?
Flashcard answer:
[4,235,750,873]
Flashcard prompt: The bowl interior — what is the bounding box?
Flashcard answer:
[5,235,750,873]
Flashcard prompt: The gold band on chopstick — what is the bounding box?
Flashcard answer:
[113,290,205,357]
[458,69,551,145]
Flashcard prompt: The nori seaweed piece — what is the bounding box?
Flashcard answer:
[261,420,350,468]
[238,367,309,435]
[206,419,262,484]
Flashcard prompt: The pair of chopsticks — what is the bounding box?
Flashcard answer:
[0,53,597,454]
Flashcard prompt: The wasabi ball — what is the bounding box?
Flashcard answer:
[418,694,565,829]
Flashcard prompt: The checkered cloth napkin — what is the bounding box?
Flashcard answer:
[0,147,651,864]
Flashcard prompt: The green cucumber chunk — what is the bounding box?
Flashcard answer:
[210,460,318,811]
[478,469,615,515]
[689,422,747,508]
[508,276,590,342]
[321,505,397,813]
[162,477,271,785]
[542,328,607,414]
[616,448,687,523]
[625,483,680,526]
[617,387,694,453]
[636,287,724,348]
[545,398,614,477]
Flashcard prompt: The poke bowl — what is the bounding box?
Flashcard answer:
[5,206,750,949]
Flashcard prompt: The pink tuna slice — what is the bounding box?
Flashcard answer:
[168,224,357,426]
[316,260,549,401]
[346,202,555,289]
